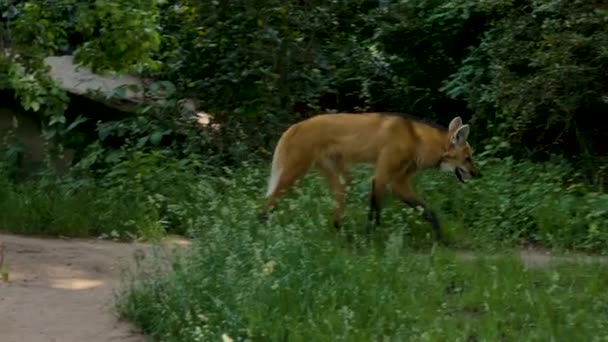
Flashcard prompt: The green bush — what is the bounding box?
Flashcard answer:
[0,168,160,239]
[2,152,606,248]
[0,153,214,240]
[413,157,608,251]
[5,0,608,186]
[441,0,608,163]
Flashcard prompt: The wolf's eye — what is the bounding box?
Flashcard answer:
[465,157,472,162]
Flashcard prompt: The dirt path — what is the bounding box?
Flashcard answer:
[0,233,190,342]
[450,247,607,269]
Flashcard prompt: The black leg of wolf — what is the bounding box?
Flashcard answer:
[333,220,341,231]
[366,179,381,234]
[258,211,270,224]
[401,197,443,243]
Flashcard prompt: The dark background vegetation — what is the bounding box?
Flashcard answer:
[0,0,606,244]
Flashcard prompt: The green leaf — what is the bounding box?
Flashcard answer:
[65,115,89,132]
[98,126,113,141]
[104,149,126,163]
[49,114,66,126]
[136,136,149,149]
[149,130,165,146]
[107,86,127,99]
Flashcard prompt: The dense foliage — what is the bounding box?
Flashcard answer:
[1,155,606,250]
[2,0,607,173]
[1,0,607,239]
[1,0,606,244]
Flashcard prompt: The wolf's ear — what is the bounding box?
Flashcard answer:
[448,117,463,133]
[452,124,470,146]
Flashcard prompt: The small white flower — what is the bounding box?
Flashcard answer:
[262,260,277,275]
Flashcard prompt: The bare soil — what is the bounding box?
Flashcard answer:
[0,233,190,342]
[451,246,607,269]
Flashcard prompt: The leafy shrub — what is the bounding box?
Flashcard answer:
[0,164,160,239]
[413,157,608,252]
[0,152,215,239]
[4,0,608,188]
[442,0,608,161]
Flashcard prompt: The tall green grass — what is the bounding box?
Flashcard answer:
[0,175,162,238]
[1,154,606,248]
[120,246,608,341]
[0,152,205,240]
[114,159,608,341]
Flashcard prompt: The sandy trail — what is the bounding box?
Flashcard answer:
[0,233,190,342]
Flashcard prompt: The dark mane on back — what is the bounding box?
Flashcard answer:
[377,112,449,132]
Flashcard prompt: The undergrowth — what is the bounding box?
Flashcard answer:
[119,248,608,341]
[0,151,206,240]
[1,154,607,250]
[115,157,608,341]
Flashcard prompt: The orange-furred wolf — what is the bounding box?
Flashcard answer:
[259,112,481,241]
